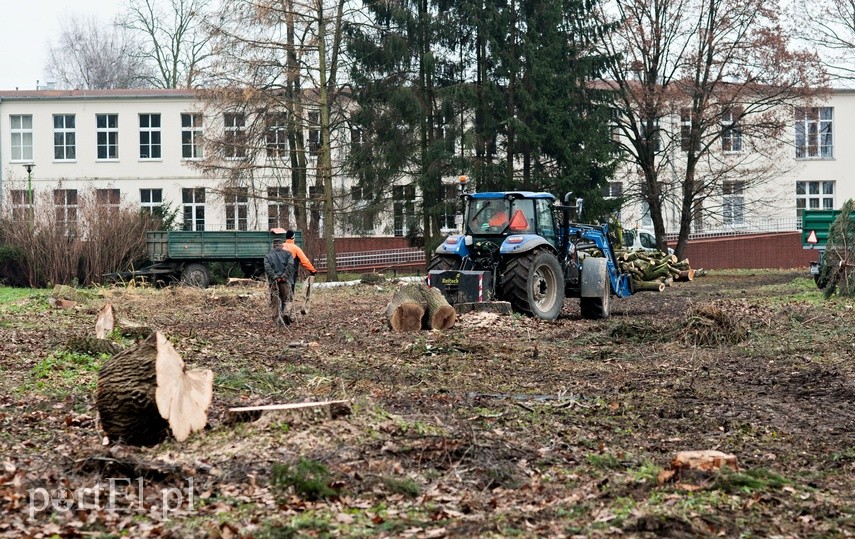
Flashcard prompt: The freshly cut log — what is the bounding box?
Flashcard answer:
[385,286,425,331]
[384,283,457,331]
[68,336,122,356]
[95,303,114,339]
[96,331,213,446]
[420,286,457,329]
[632,279,666,292]
[675,268,695,282]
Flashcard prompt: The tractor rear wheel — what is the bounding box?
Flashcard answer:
[501,250,564,320]
[428,255,461,271]
[580,257,611,319]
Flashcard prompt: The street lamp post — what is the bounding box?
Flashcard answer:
[23,163,35,224]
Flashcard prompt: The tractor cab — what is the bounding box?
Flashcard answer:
[463,192,559,249]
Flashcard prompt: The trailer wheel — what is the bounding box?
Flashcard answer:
[580,257,611,319]
[181,263,210,288]
[501,250,564,320]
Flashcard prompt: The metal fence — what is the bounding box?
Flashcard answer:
[314,247,425,272]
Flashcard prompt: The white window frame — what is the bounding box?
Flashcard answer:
[392,184,416,237]
[721,108,742,153]
[266,113,288,158]
[96,114,119,160]
[182,188,205,231]
[181,113,203,160]
[224,112,246,159]
[54,189,78,232]
[723,181,745,225]
[10,189,33,222]
[139,113,162,159]
[796,180,834,221]
[53,114,76,161]
[96,188,121,211]
[224,188,249,231]
[10,114,33,162]
[795,107,833,159]
[267,186,290,229]
[140,188,163,216]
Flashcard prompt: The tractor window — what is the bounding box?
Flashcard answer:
[467,198,510,234]
[535,198,558,246]
[508,199,535,232]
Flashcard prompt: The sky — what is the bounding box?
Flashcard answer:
[0,0,122,90]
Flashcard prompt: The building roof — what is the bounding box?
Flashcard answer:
[0,88,200,100]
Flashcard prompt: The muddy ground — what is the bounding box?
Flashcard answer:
[1,269,854,538]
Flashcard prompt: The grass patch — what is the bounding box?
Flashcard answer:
[22,350,105,395]
[713,467,791,494]
[271,458,339,501]
[382,475,421,498]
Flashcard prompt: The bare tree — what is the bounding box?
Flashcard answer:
[46,14,151,89]
[120,0,214,88]
[199,0,353,280]
[791,0,855,83]
[597,0,826,258]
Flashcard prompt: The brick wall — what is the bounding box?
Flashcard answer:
[303,232,817,271]
[680,232,816,270]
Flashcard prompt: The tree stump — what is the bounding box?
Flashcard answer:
[96,331,213,446]
[95,303,114,339]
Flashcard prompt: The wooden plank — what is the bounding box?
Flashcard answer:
[228,399,348,413]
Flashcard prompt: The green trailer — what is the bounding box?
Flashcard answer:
[113,229,303,287]
[801,209,854,283]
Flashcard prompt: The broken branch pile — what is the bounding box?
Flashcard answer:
[385,283,457,331]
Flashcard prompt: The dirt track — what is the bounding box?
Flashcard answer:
[1,270,854,537]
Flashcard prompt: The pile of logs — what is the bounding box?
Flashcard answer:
[385,283,457,331]
[614,250,696,292]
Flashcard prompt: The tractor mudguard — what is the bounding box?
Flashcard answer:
[434,235,470,258]
[581,257,608,298]
[499,234,555,256]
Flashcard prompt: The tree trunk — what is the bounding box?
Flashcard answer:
[420,286,457,329]
[96,331,213,446]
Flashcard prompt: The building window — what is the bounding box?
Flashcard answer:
[224,112,246,159]
[266,113,288,158]
[641,118,661,153]
[721,107,742,153]
[796,180,834,221]
[795,107,832,159]
[53,114,76,160]
[439,184,457,230]
[10,190,33,222]
[182,188,205,231]
[308,110,320,155]
[10,115,33,161]
[723,181,745,225]
[54,189,78,231]
[267,186,290,229]
[96,114,118,160]
[393,184,416,237]
[350,125,365,154]
[681,108,703,152]
[96,189,121,212]
[181,113,203,159]
[139,113,162,159]
[609,108,622,142]
[602,182,623,198]
[224,187,249,231]
[141,188,163,216]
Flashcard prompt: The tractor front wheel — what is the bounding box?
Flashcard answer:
[501,250,565,320]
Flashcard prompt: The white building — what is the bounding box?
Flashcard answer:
[1,88,853,237]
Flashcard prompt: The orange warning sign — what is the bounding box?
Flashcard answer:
[807,230,818,244]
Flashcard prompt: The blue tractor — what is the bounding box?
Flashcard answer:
[427,189,633,320]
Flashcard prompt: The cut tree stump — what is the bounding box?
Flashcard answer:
[67,336,122,356]
[96,331,213,446]
[384,284,456,331]
[95,303,114,339]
